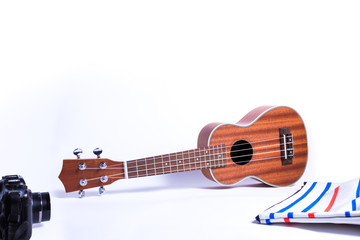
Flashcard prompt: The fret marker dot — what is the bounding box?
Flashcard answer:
[196,158,199,161]
[165,163,168,165]
[179,161,181,163]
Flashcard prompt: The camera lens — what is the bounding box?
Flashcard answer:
[32,192,51,223]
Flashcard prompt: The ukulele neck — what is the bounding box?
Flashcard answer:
[125,144,227,179]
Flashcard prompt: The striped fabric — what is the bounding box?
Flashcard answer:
[256,178,360,225]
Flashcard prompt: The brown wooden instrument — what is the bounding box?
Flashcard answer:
[59,106,308,195]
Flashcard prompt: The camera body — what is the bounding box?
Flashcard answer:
[0,175,50,240]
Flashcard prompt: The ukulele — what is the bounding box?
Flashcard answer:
[59,106,308,197]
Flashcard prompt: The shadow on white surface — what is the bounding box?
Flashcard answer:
[252,221,360,237]
[32,223,45,229]
[53,170,271,198]
[293,223,360,236]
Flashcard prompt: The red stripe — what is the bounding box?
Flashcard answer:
[308,212,315,218]
[284,218,290,223]
[324,186,340,212]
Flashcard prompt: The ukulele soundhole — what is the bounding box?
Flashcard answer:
[230,140,253,166]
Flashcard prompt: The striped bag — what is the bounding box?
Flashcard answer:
[256,177,360,225]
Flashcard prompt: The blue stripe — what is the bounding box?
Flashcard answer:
[277,182,318,213]
[356,179,360,198]
[345,211,351,217]
[269,213,275,219]
[266,219,271,225]
[287,212,293,218]
[352,199,356,211]
[302,182,332,212]
[350,179,360,211]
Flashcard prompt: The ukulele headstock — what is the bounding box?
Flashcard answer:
[58,148,125,197]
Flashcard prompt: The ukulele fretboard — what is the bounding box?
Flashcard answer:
[126,144,227,178]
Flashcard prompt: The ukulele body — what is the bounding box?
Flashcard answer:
[198,106,307,187]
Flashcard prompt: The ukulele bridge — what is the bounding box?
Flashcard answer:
[279,127,293,165]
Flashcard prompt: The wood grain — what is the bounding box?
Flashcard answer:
[198,106,307,186]
[58,158,125,193]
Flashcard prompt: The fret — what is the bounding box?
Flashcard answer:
[209,146,215,168]
[188,149,196,170]
[203,148,207,168]
[216,145,221,167]
[135,158,139,178]
[215,145,221,168]
[170,153,178,173]
[207,148,211,167]
[145,158,149,176]
[153,157,157,175]
[146,157,156,176]
[177,152,184,172]
[196,148,202,170]
[136,158,147,177]
[218,145,223,167]
[183,150,191,171]
[196,149,200,169]
[212,145,217,167]
[182,151,187,171]
[221,144,227,167]
[201,148,207,169]
[161,155,165,174]
[220,145,225,167]
[206,148,211,168]
[127,160,137,179]
[163,154,171,174]
[196,148,201,169]
[154,155,164,175]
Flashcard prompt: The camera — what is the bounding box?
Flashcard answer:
[0,175,50,240]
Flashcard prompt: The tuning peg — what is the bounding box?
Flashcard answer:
[78,190,85,198]
[99,186,105,195]
[93,148,103,158]
[73,148,83,159]
[100,175,108,183]
[99,162,107,169]
[78,162,87,171]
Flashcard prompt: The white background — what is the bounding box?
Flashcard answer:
[1,1,360,239]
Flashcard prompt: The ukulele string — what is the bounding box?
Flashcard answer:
[82,143,291,171]
[123,147,291,170]
[86,141,293,173]
[81,135,297,181]
[104,142,282,169]
[85,154,295,181]
[105,141,291,169]
[120,148,293,174]
[101,135,292,169]
[83,146,295,181]
[125,155,294,179]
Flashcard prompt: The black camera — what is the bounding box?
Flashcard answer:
[0,175,50,240]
